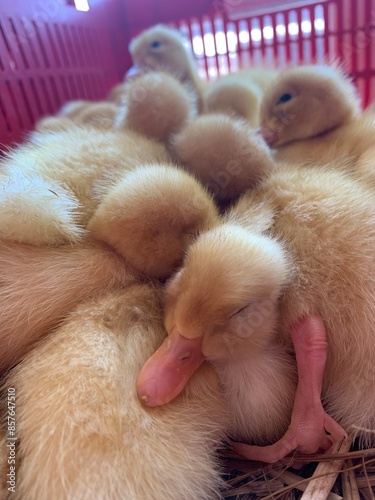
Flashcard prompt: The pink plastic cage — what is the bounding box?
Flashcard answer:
[0,0,374,149]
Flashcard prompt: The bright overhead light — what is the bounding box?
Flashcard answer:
[251,28,261,42]
[226,31,238,52]
[239,30,249,44]
[276,24,286,37]
[192,36,204,56]
[314,18,325,32]
[203,33,216,57]
[263,26,274,40]
[215,32,228,54]
[288,22,299,36]
[74,0,90,12]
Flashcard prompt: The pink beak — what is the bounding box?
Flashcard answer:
[137,329,205,407]
[259,126,279,146]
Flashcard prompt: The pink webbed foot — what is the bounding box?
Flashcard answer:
[232,315,347,463]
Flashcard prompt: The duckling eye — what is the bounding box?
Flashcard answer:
[277,93,293,104]
[150,40,162,49]
[229,303,251,319]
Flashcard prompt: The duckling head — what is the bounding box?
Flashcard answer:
[260,65,361,147]
[137,225,291,406]
[129,25,196,84]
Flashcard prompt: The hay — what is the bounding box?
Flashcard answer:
[221,437,375,499]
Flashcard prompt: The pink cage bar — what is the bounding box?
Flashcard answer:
[0,0,374,149]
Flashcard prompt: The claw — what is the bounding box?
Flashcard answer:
[233,315,347,463]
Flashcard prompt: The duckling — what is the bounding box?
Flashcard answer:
[0,125,218,278]
[0,238,136,374]
[116,71,197,144]
[129,24,205,111]
[138,162,375,462]
[57,99,92,118]
[112,72,273,206]
[74,101,118,129]
[87,163,219,278]
[34,115,75,134]
[35,101,119,133]
[34,99,95,134]
[0,126,165,245]
[137,228,298,447]
[203,68,278,126]
[171,113,274,204]
[1,284,229,499]
[238,68,279,92]
[128,25,277,124]
[106,82,128,105]
[259,64,375,172]
[204,76,263,126]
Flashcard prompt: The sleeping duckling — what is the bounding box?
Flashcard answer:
[34,115,75,134]
[129,24,205,111]
[0,239,136,374]
[204,68,278,126]
[172,113,274,204]
[137,227,297,447]
[0,124,218,279]
[204,76,263,126]
[116,71,197,144]
[35,101,119,133]
[58,99,92,118]
[34,100,93,134]
[237,68,279,92]
[1,284,229,499]
[74,101,118,129]
[259,64,375,172]
[138,162,375,462]
[0,126,168,245]
[115,71,274,205]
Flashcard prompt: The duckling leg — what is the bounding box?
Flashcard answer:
[233,315,347,463]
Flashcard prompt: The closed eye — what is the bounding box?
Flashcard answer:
[229,303,251,319]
